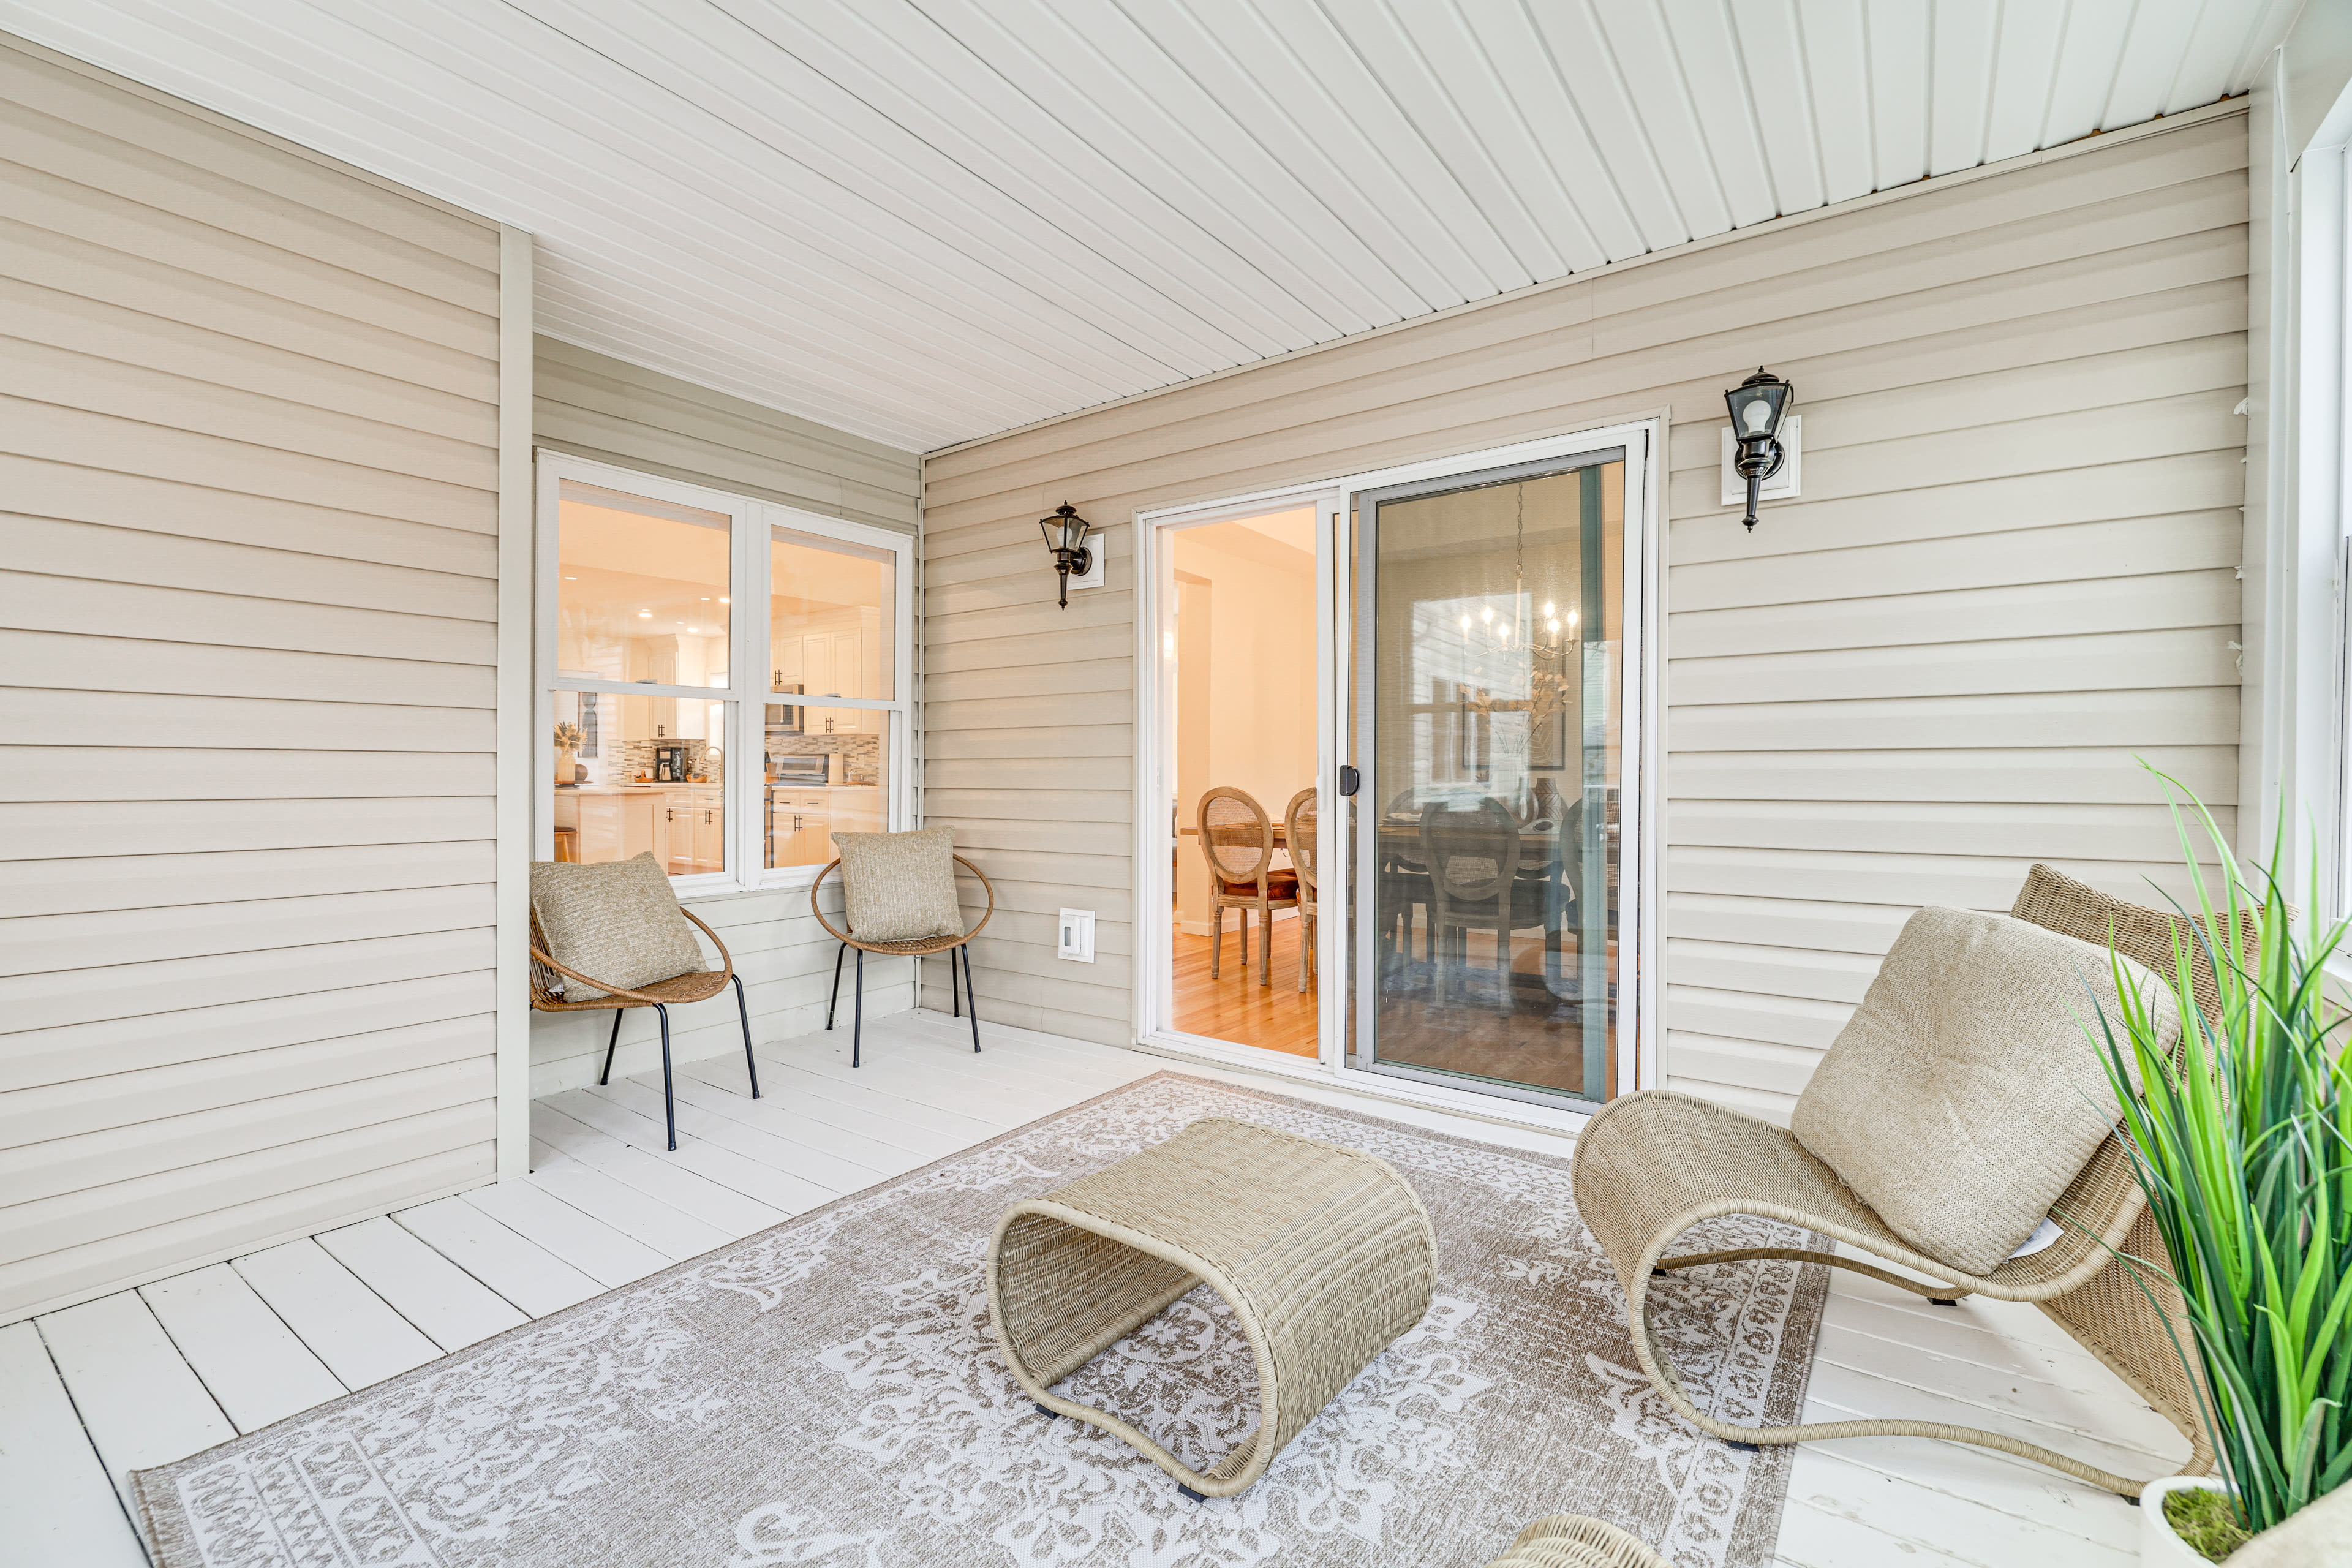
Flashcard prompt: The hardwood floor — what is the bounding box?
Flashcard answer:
[1,1011,2160,1568]
[1172,916,1319,1056]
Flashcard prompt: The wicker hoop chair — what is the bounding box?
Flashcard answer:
[1572,863,2237,1497]
[1480,1514,1668,1568]
[1197,786,1298,987]
[527,905,757,1152]
[1285,787,1318,992]
[810,853,995,1068]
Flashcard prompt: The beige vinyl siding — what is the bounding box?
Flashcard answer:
[919,107,2248,1099]
[527,338,924,1096]
[0,34,503,1324]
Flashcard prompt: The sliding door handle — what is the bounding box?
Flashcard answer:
[1338,765,1360,797]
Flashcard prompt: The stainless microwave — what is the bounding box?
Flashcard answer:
[771,755,829,785]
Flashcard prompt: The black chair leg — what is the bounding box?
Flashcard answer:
[731,974,760,1099]
[598,1008,623,1086]
[951,946,962,1017]
[654,1002,676,1152]
[852,948,865,1069]
[960,945,981,1054]
[826,941,846,1030]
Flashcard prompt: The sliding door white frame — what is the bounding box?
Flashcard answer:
[1131,418,1665,1136]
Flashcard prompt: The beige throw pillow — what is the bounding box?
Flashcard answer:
[834,825,962,943]
[530,852,707,1000]
[1790,907,2179,1276]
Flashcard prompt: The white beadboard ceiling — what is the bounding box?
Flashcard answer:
[3,0,2301,452]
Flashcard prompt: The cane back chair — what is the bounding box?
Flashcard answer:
[1285,787,1319,992]
[527,903,758,1152]
[1573,863,2238,1496]
[1197,786,1298,987]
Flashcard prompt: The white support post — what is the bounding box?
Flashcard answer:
[495,225,536,1178]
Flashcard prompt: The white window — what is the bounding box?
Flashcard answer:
[535,453,914,893]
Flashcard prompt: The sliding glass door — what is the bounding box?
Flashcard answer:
[1350,447,1632,1109]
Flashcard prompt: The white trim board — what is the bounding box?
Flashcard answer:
[496,225,535,1182]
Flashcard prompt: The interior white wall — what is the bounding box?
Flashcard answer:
[1170,520,1318,935]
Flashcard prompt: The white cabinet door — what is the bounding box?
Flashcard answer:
[801,633,833,701]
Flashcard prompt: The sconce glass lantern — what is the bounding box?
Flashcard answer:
[1039,501,1094,609]
[1724,368,1795,531]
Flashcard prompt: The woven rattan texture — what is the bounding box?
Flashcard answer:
[1200,788,1276,883]
[1569,866,2222,1494]
[988,1116,1436,1497]
[527,852,706,999]
[527,906,731,1012]
[2009,863,2215,1479]
[1483,1514,1671,1568]
[1286,789,1319,887]
[809,854,994,956]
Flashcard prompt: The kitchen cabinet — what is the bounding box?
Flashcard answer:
[767,790,832,869]
[664,786,724,875]
[772,607,884,733]
[554,786,662,865]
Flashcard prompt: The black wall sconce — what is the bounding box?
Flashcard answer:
[1039,501,1095,609]
[1724,368,1796,531]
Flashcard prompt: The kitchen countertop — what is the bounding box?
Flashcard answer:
[554,783,704,794]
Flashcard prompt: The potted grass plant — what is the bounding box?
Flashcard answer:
[2087,770,2352,1562]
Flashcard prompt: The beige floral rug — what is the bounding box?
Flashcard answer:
[133,1072,1828,1568]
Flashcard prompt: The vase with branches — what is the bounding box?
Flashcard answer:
[2087,768,2351,1560]
[552,721,584,785]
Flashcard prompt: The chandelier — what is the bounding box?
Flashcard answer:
[1455,484,1577,721]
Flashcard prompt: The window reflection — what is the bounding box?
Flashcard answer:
[771,526,892,702]
[550,688,732,876]
[764,706,889,870]
[556,480,731,687]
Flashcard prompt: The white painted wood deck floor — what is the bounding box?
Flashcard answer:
[2,1011,2172,1568]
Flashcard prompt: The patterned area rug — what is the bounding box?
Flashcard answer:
[134,1072,1828,1568]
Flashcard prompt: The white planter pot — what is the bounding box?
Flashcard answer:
[2142,1476,2231,1566]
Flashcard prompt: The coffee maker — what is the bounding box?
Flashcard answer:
[652,744,687,782]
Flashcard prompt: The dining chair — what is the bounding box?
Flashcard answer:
[1422,796,1561,1014]
[1285,787,1318,992]
[1198,786,1298,987]
[1380,788,1433,963]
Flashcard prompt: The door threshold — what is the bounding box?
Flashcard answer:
[1131,1030,1592,1148]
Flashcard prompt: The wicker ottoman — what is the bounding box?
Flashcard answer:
[986,1117,1436,1499]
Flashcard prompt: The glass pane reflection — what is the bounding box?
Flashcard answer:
[764,704,889,870]
[554,480,731,687]
[549,688,731,878]
[1363,458,1624,1106]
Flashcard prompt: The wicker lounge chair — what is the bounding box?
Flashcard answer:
[1573,864,2226,1496]
[1479,1515,1667,1568]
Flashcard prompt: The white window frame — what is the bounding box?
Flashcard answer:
[533,450,916,898]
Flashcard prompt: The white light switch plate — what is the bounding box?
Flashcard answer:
[1719,414,1802,506]
[1058,908,1096,963]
